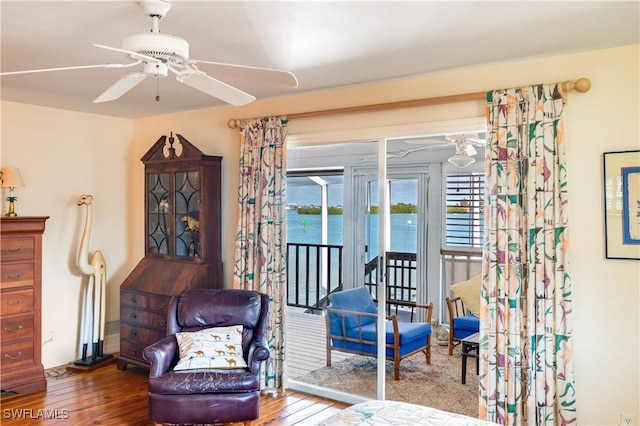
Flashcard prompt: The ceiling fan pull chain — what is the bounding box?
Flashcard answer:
[156,73,160,102]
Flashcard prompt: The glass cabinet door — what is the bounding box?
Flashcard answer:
[147,172,170,255]
[174,171,200,258]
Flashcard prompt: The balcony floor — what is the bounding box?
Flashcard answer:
[285,309,351,379]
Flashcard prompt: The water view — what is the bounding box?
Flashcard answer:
[286,210,418,255]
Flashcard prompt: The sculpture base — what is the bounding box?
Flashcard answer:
[68,354,116,373]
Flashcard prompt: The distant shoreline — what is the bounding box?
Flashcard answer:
[294,203,417,215]
[292,204,468,214]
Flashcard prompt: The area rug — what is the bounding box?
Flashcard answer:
[296,343,480,418]
[45,365,76,380]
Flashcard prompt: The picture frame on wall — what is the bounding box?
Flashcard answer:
[603,150,640,260]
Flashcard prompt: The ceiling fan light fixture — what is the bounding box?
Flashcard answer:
[448,153,476,168]
[143,62,168,78]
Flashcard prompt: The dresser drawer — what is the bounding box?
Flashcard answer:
[149,295,171,312]
[1,314,34,343]
[1,340,35,369]
[1,290,34,315]
[1,236,35,262]
[121,307,167,330]
[121,290,149,309]
[121,323,165,345]
[1,262,35,289]
[120,340,148,363]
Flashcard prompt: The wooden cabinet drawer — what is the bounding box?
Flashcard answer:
[1,340,35,368]
[1,314,34,343]
[121,307,167,330]
[149,295,170,312]
[1,262,34,289]
[121,291,149,309]
[1,290,34,315]
[1,237,35,262]
[121,323,165,345]
[120,340,148,363]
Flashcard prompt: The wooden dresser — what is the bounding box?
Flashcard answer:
[117,134,223,370]
[0,216,48,394]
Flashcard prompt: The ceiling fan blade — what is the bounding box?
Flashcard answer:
[177,72,256,106]
[0,61,142,76]
[93,72,147,103]
[189,59,299,87]
[467,138,486,146]
[93,43,161,64]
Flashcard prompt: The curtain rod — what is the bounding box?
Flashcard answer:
[227,77,591,129]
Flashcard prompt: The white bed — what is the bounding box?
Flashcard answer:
[317,400,496,425]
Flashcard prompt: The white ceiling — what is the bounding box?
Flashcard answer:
[1,1,638,119]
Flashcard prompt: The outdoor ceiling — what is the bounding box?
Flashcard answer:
[1,1,638,119]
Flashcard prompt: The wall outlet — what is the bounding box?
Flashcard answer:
[621,413,636,426]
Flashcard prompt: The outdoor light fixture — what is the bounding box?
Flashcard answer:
[448,144,476,168]
[1,167,25,217]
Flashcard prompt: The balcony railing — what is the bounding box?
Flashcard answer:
[287,243,418,313]
[287,242,480,318]
[286,243,343,313]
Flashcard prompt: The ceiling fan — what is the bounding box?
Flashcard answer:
[445,135,484,168]
[403,133,485,168]
[0,0,299,106]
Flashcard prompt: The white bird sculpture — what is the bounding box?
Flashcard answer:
[75,194,112,365]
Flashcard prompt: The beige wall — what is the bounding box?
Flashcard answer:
[2,44,638,424]
[0,103,133,366]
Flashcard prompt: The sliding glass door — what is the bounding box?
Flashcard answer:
[285,140,384,403]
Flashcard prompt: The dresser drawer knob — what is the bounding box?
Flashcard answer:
[159,302,166,309]
[159,320,166,326]
[4,324,24,333]
[130,312,137,320]
[5,298,23,306]
[3,272,23,280]
[4,247,23,253]
[130,348,137,355]
[131,296,138,304]
[4,351,23,360]
[130,329,138,337]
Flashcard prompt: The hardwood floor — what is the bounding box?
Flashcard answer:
[0,364,349,425]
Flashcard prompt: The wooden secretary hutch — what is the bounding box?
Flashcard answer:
[117,134,223,370]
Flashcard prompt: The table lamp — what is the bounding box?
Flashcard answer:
[1,167,25,217]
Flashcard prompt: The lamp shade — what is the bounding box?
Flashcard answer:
[448,154,475,168]
[0,167,25,188]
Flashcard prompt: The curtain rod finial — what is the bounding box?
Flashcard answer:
[574,77,591,93]
[228,119,240,129]
[561,78,591,95]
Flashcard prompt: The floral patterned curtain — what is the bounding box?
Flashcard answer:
[480,85,577,425]
[233,116,288,391]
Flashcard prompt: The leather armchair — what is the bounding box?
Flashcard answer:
[143,288,270,425]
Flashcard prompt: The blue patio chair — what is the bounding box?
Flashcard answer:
[324,286,432,380]
[445,296,480,355]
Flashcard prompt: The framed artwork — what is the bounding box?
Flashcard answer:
[603,150,640,260]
